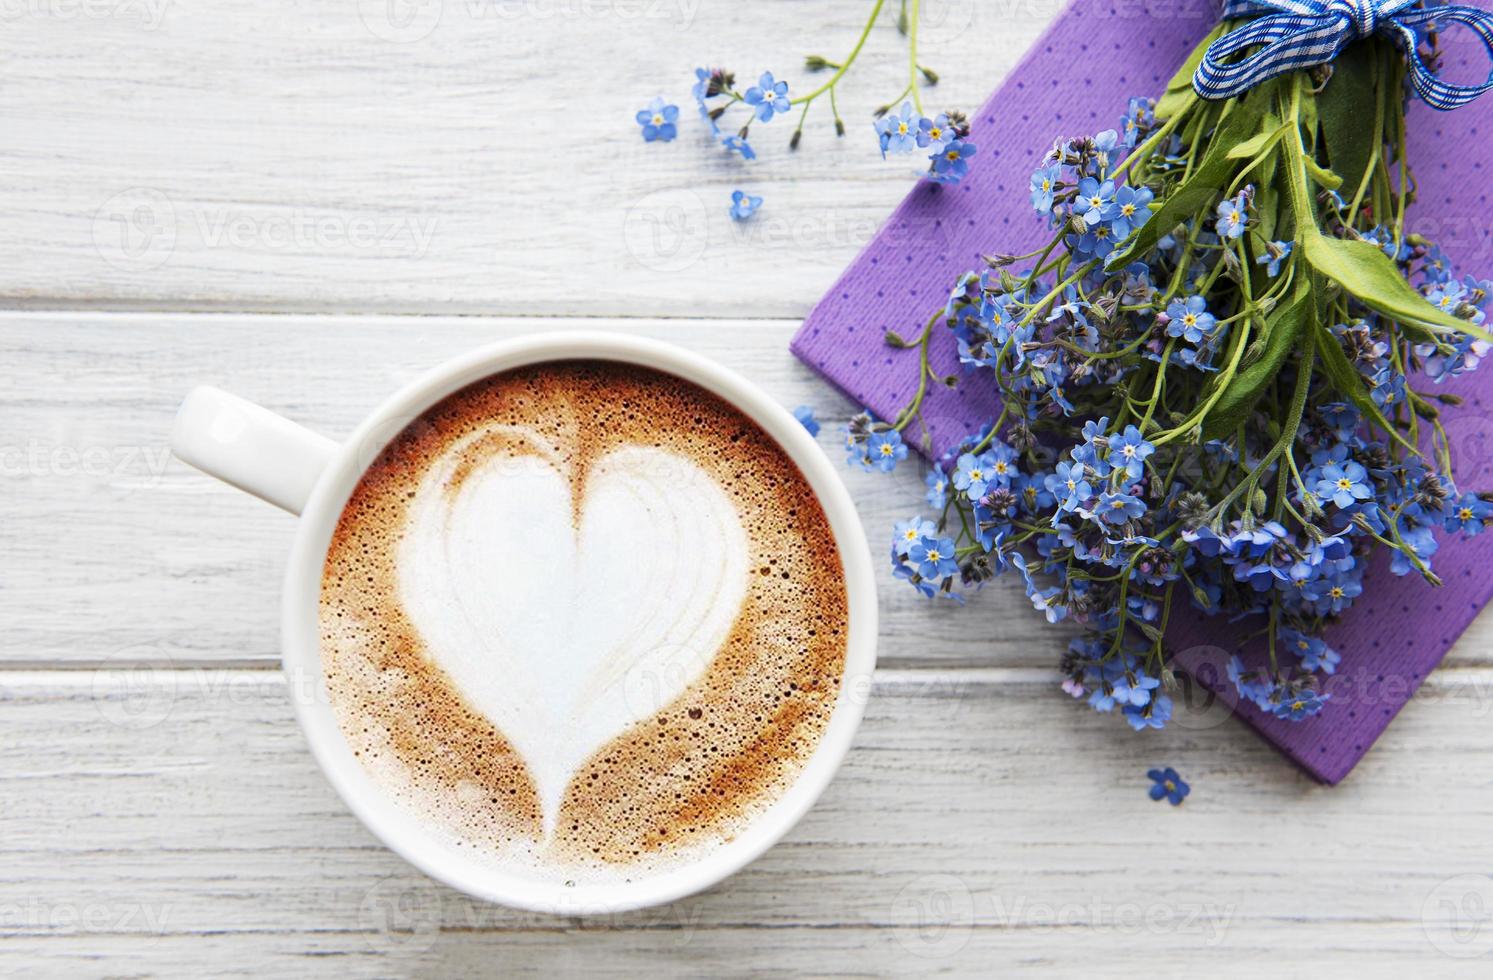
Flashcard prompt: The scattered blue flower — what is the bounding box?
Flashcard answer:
[1147,766,1189,804]
[867,429,908,472]
[930,139,977,182]
[635,96,679,142]
[909,535,960,580]
[730,189,763,221]
[743,71,790,122]
[793,404,820,437]
[876,101,921,157]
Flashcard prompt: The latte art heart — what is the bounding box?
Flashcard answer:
[319,361,848,883]
[398,427,749,832]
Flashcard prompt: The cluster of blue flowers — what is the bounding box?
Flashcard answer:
[856,91,1493,730]
[875,102,977,184]
[642,67,974,189]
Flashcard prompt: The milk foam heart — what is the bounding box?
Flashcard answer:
[397,424,750,833]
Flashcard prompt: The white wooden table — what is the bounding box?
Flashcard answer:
[4,2,1493,975]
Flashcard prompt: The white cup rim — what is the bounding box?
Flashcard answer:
[280,331,878,914]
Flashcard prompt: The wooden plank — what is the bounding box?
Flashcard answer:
[2,668,1491,975]
[0,0,1053,316]
[0,311,1066,668]
[6,310,1493,671]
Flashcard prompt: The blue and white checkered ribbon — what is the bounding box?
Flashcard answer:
[1194,0,1493,109]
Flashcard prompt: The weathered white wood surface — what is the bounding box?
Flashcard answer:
[4,0,1493,975]
[0,0,1042,316]
[5,668,1493,977]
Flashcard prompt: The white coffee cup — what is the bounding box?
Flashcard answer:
[170,332,878,914]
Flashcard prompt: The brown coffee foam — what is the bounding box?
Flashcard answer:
[319,360,848,878]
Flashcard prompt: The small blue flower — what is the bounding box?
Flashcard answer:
[930,139,977,182]
[1121,97,1155,148]
[1124,693,1172,730]
[1147,766,1189,805]
[925,468,949,508]
[1030,163,1061,215]
[867,429,908,472]
[1073,177,1119,227]
[1110,184,1153,239]
[1227,655,1274,709]
[1106,424,1155,480]
[1096,490,1145,525]
[730,189,763,221]
[1215,194,1247,239]
[1047,460,1093,511]
[1315,460,1372,509]
[1164,295,1216,344]
[1447,493,1492,535]
[1256,240,1293,277]
[1280,628,1341,674]
[721,134,757,160]
[1110,656,1160,706]
[793,404,820,437]
[917,113,955,151]
[953,451,995,499]
[743,71,790,122]
[892,517,938,556]
[1273,688,1330,721]
[909,534,960,580]
[1069,221,1119,260]
[635,96,679,142]
[876,102,921,157]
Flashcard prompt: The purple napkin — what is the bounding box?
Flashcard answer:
[792,0,1493,783]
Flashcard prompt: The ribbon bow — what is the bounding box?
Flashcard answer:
[1194,0,1493,109]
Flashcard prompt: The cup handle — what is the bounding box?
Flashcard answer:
[170,386,339,516]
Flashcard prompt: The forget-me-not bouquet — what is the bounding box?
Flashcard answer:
[844,3,1493,730]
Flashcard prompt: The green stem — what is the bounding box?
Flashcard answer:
[790,0,886,106]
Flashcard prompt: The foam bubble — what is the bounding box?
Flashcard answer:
[319,361,848,885]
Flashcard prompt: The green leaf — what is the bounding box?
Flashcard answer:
[1299,232,1493,342]
[1155,24,1227,120]
[1200,281,1312,440]
[1316,41,1378,205]
[1225,122,1290,160]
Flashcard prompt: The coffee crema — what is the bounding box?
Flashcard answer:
[319,360,848,884]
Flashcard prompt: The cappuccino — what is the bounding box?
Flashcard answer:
[319,360,848,884]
